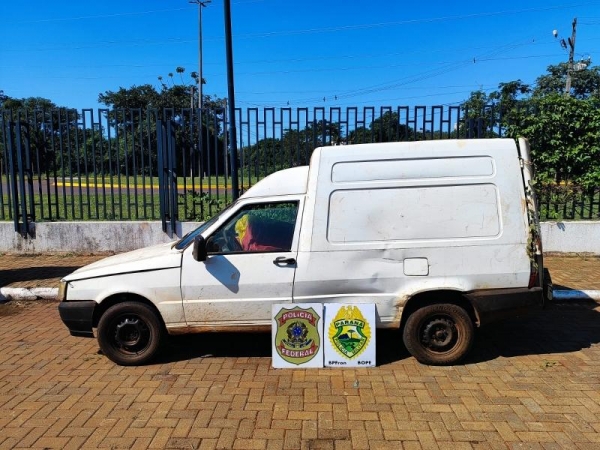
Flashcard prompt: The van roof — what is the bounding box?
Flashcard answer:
[242,166,309,198]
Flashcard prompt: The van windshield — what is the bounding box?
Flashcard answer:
[174,202,236,250]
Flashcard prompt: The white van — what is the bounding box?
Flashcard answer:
[59,138,549,366]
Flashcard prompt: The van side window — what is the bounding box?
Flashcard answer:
[206,202,299,254]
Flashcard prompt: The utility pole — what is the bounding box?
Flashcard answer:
[224,0,239,200]
[190,0,210,109]
[565,17,577,96]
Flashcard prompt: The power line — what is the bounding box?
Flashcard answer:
[14,7,192,24]
[12,0,263,24]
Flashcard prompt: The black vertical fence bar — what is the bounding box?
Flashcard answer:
[0,112,10,220]
[249,108,259,183]
[31,110,44,221]
[208,109,219,204]
[197,109,205,219]
[48,111,58,221]
[238,108,247,193]
[14,119,30,233]
[157,120,167,234]
[98,109,108,220]
[208,109,217,211]
[71,110,83,220]
[124,110,132,220]
[168,120,178,235]
[106,111,115,220]
[80,109,94,217]
[21,120,35,225]
[89,112,98,220]
[211,107,223,216]
[259,108,266,178]
[116,109,123,220]
[6,120,20,231]
[132,109,141,220]
[65,110,75,220]
[146,110,156,220]
[182,109,190,221]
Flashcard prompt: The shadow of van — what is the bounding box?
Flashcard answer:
[467,300,600,364]
[156,301,600,366]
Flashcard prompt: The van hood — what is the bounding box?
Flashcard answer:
[63,242,182,282]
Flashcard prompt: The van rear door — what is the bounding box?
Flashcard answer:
[517,137,550,303]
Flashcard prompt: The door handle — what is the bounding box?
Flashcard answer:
[273,256,296,266]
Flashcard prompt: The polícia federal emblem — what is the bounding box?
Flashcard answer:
[274,306,321,365]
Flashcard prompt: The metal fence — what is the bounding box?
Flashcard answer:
[1,105,599,235]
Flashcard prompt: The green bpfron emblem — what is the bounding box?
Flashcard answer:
[328,305,371,359]
[274,306,321,365]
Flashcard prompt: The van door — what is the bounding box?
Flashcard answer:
[180,200,301,326]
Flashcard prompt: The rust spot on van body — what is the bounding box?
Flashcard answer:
[168,324,271,335]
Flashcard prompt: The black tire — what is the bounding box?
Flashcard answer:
[97,302,165,366]
[403,303,474,366]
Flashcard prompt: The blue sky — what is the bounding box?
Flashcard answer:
[1,0,600,111]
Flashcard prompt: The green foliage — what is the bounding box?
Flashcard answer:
[97,73,227,179]
[506,94,600,187]
[250,202,297,223]
[348,111,415,143]
[463,61,600,188]
[242,120,342,177]
[0,95,80,176]
[537,182,600,220]
[181,190,225,221]
[534,62,600,99]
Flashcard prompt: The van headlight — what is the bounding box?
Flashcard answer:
[58,280,68,301]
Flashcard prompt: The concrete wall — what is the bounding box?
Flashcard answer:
[540,221,600,254]
[1,220,599,254]
[0,221,198,254]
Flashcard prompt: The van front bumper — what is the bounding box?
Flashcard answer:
[58,301,96,338]
[465,287,543,326]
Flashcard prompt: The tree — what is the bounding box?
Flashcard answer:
[459,90,502,138]
[347,111,415,144]
[241,120,343,177]
[507,94,600,187]
[99,67,221,113]
[534,62,600,99]
[0,94,79,175]
[98,72,227,177]
[369,111,413,142]
[461,60,600,187]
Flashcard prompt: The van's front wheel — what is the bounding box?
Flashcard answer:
[97,302,165,366]
[403,303,474,365]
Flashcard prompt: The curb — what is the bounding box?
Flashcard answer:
[552,290,600,301]
[1,288,600,303]
[0,287,58,303]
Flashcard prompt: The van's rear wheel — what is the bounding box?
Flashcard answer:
[403,303,474,365]
[97,302,165,366]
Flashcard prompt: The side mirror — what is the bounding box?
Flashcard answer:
[192,236,208,262]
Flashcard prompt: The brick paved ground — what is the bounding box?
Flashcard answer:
[543,255,600,290]
[0,254,109,289]
[1,300,600,449]
[0,253,600,448]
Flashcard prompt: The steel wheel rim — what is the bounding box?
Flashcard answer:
[420,315,458,353]
[111,315,151,355]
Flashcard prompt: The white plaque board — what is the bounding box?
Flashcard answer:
[272,303,324,368]
[324,304,376,367]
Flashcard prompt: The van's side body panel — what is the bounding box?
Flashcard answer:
[293,140,532,326]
